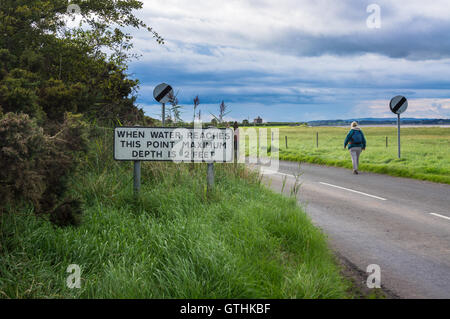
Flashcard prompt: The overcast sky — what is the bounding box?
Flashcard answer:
[128,0,450,122]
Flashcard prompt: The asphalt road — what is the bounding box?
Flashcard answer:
[249,159,450,299]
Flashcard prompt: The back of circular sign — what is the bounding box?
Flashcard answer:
[389,95,408,115]
[153,83,173,104]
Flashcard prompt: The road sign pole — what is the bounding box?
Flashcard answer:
[389,95,407,159]
[207,163,214,194]
[162,103,165,126]
[231,122,240,171]
[234,135,238,159]
[134,160,141,195]
[397,113,401,159]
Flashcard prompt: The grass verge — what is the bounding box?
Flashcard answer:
[0,130,352,298]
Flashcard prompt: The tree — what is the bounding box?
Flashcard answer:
[0,0,163,63]
[0,0,163,125]
[0,1,163,224]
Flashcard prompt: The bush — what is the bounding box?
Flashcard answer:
[49,198,83,227]
[0,112,47,209]
[0,112,89,226]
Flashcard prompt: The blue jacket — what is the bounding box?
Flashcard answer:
[344,128,366,149]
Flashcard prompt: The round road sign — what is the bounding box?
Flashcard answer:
[390,96,408,115]
[153,83,173,104]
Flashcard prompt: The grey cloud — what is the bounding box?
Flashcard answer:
[263,16,450,60]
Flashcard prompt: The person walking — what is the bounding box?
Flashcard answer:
[344,121,366,174]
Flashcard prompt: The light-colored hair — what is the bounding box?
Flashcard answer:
[351,121,358,128]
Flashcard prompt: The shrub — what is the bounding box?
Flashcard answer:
[49,198,83,227]
[0,112,47,209]
[0,112,89,226]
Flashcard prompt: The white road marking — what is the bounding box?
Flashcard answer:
[260,166,449,224]
[319,182,387,201]
[260,169,387,201]
[430,213,450,221]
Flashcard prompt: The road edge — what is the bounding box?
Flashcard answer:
[333,250,401,299]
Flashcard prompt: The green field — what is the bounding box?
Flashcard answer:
[242,126,450,184]
[0,130,352,299]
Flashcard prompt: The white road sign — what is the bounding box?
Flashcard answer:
[114,127,234,162]
[390,95,408,115]
[153,83,173,104]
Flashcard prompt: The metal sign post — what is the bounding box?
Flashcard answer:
[389,95,408,159]
[397,113,401,158]
[153,83,173,126]
[207,163,214,193]
[134,125,141,196]
[162,103,165,126]
[233,122,239,168]
[133,161,141,195]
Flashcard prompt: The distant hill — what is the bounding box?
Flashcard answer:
[307,118,450,126]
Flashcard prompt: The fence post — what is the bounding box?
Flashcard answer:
[386,136,388,148]
[285,136,288,149]
[316,132,319,148]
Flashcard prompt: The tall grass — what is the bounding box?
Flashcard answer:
[243,126,450,184]
[0,128,351,298]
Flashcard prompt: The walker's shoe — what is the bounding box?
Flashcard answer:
[355,170,359,175]
[353,170,358,175]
